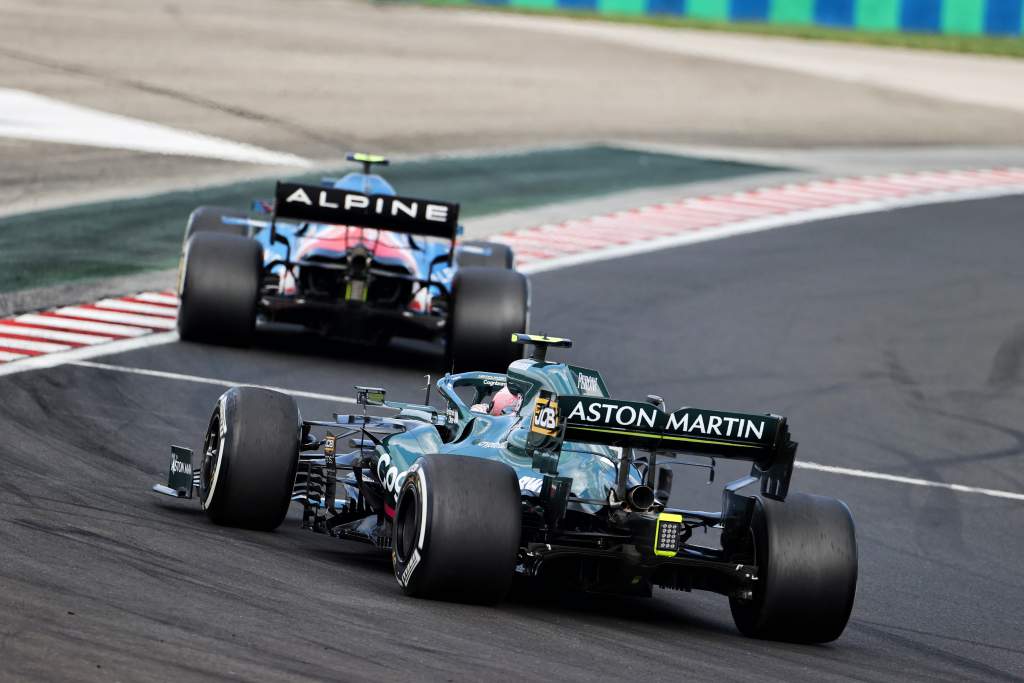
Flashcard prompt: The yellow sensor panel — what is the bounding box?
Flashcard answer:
[655,512,684,557]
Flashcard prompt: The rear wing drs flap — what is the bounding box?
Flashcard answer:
[529,393,797,500]
[273,181,460,240]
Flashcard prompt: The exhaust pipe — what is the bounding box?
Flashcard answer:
[626,484,655,510]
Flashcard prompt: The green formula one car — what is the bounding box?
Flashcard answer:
[154,334,857,643]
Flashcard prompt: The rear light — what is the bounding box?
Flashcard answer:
[655,512,684,557]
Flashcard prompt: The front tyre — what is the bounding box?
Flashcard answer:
[200,386,301,531]
[392,454,521,604]
[729,493,858,643]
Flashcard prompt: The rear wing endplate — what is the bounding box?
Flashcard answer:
[273,181,459,240]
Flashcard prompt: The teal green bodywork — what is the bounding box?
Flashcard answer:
[377,358,639,511]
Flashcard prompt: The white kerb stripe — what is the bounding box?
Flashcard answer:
[0,324,114,345]
[796,461,1024,501]
[15,313,150,337]
[132,292,180,306]
[94,299,179,317]
[54,307,177,329]
[0,337,71,353]
[0,350,28,362]
[520,184,1024,275]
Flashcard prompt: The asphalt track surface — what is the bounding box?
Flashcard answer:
[1,196,1023,681]
[5,0,1024,214]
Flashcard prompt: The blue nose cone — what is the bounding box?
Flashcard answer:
[333,172,396,197]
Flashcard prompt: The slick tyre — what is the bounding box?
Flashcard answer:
[177,232,261,345]
[455,240,514,269]
[729,493,858,643]
[199,387,300,531]
[184,206,249,242]
[392,454,521,604]
[447,266,528,372]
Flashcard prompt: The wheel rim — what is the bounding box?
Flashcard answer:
[395,483,420,564]
[200,410,221,507]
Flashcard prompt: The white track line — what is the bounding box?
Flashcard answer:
[0,350,28,362]
[0,324,113,345]
[796,461,1024,502]
[15,313,151,337]
[93,299,179,317]
[66,360,356,404]
[0,332,178,377]
[0,88,311,167]
[53,307,177,329]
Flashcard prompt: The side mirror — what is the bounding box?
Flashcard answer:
[250,199,273,215]
[355,386,387,406]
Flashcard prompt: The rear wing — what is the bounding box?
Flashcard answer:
[273,181,460,240]
[529,393,797,500]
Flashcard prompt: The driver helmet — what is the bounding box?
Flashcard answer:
[489,386,520,416]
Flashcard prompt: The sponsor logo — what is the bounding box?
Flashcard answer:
[476,441,502,449]
[170,459,192,476]
[532,396,559,437]
[399,549,421,587]
[665,411,765,440]
[566,401,659,430]
[376,454,407,497]
[284,187,451,224]
[576,373,602,396]
[565,398,767,442]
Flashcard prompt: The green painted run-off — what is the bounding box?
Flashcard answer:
[0,146,780,294]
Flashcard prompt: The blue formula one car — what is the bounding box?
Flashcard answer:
[176,153,529,371]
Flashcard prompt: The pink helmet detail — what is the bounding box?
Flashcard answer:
[489,387,519,416]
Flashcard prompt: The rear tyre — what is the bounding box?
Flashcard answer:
[392,454,521,604]
[184,206,249,242]
[455,240,514,269]
[447,266,528,372]
[199,387,301,531]
[729,493,858,643]
[177,232,262,345]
